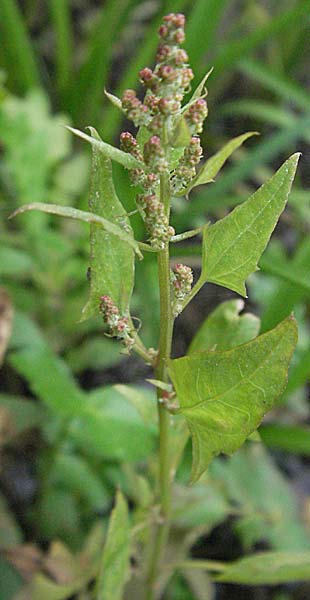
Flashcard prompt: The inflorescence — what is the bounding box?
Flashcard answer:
[101,13,210,343]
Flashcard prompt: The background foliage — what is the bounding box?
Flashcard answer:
[0,1,309,599]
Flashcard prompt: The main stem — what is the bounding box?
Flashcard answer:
[145,171,174,599]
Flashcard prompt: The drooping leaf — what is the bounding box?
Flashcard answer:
[10,202,141,259]
[168,316,297,482]
[96,490,130,600]
[198,153,300,297]
[215,551,310,585]
[81,128,136,319]
[189,299,260,354]
[67,126,143,170]
[187,131,257,192]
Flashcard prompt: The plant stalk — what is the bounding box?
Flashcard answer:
[145,171,174,599]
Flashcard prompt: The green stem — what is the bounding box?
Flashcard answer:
[145,172,174,599]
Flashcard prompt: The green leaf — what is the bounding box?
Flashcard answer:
[51,453,110,510]
[188,131,257,191]
[168,316,297,482]
[169,115,192,148]
[189,299,260,354]
[66,336,122,373]
[198,153,300,297]
[187,68,214,104]
[260,424,310,455]
[10,201,142,259]
[216,551,310,585]
[96,490,130,600]
[70,386,156,462]
[10,347,85,418]
[81,128,135,320]
[0,394,45,434]
[67,126,143,170]
[210,444,310,551]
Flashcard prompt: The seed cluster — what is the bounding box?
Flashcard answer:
[99,295,134,349]
[136,194,175,250]
[172,136,203,193]
[170,264,194,316]
[117,13,209,249]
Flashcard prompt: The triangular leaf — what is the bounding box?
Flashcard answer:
[199,153,300,296]
[82,128,135,320]
[189,299,260,353]
[96,490,130,600]
[168,316,297,483]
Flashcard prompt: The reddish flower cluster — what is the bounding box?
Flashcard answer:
[121,89,150,127]
[172,136,203,193]
[99,295,134,348]
[117,13,209,253]
[136,194,174,249]
[184,98,208,134]
[170,264,193,315]
[143,136,168,173]
[120,132,143,161]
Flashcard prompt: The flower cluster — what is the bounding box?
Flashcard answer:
[143,135,168,173]
[121,13,193,135]
[117,13,209,252]
[121,89,150,127]
[170,264,193,316]
[99,295,134,349]
[136,194,174,249]
[184,98,208,134]
[171,136,202,193]
[120,132,160,191]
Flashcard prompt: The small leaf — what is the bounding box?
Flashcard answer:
[169,115,192,148]
[199,153,300,296]
[168,316,297,482]
[189,299,260,353]
[96,490,130,600]
[189,131,258,191]
[81,127,136,320]
[104,89,123,110]
[216,551,310,585]
[189,67,213,103]
[67,126,143,170]
[10,202,142,259]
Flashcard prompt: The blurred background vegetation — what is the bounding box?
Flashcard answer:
[0,1,309,599]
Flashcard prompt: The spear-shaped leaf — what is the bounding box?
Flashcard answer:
[198,153,300,297]
[96,490,131,600]
[168,316,297,483]
[81,128,135,320]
